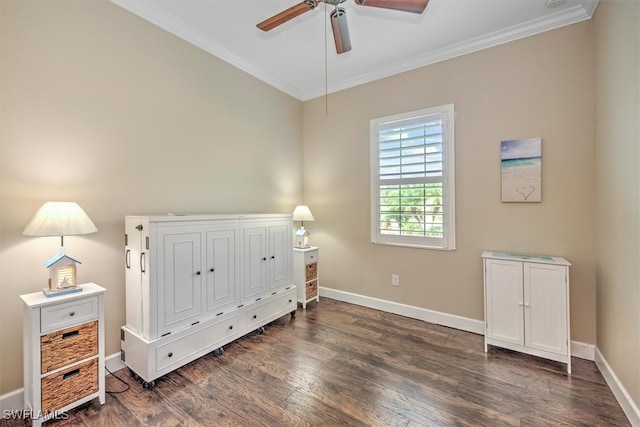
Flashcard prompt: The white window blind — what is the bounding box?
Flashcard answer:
[370,104,455,250]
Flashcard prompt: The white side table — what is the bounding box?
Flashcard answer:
[293,247,319,309]
[20,283,106,426]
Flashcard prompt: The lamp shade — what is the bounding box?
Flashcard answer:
[292,205,314,222]
[23,202,97,238]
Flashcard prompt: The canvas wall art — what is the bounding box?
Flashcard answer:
[501,137,542,202]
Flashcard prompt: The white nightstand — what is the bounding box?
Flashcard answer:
[293,247,319,309]
[20,283,106,426]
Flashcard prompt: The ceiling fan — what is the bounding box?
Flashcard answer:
[257,0,429,54]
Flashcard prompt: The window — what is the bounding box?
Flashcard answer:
[370,104,455,250]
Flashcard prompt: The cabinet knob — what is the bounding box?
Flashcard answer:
[229,325,233,330]
[196,271,201,276]
[210,268,215,272]
[271,255,275,259]
[262,257,267,261]
[253,314,257,319]
[168,352,173,358]
[69,311,75,317]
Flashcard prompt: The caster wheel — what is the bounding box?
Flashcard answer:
[213,347,224,357]
[142,380,156,389]
[256,326,265,335]
[290,310,296,317]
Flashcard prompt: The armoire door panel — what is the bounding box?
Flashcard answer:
[161,232,202,334]
[206,229,237,312]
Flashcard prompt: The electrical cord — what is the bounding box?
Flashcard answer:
[105,365,130,394]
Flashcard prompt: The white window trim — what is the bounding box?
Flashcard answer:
[370,104,456,250]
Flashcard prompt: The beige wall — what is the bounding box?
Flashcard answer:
[303,22,596,339]
[594,0,640,408]
[0,0,303,395]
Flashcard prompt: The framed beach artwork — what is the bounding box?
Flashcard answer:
[501,137,542,202]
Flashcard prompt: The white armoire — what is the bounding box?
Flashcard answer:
[121,214,296,387]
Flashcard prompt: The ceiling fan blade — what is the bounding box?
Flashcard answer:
[330,7,352,54]
[354,0,429,14]
[257,2,314,32]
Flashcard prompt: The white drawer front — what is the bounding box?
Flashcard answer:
[304,250,318,264]
[41,297,99,333]
[155,316,239,371]
[246,289,296,330]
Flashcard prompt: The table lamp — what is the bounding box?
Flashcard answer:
[23,201,97,296]
[292,205,314,248]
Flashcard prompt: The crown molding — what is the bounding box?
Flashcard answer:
[112,0,598,102]
[305,0,599,100]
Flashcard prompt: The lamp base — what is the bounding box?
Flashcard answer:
[42,287,83,298]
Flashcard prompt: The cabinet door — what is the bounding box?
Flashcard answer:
[524,263,568,355]
[268,223,291,290]
[159,230,203,335]
[485,259,524,346]
[242,225,268,300]
[205,227,238,313]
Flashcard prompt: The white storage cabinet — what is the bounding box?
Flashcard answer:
[293,247,319,309]
[482,251,571,373]
[121,214,296,388]
[21,283,106,426]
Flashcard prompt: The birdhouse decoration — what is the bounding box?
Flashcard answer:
[295,227,311,248]
[44,252,82,296]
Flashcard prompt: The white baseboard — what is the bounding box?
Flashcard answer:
[105,351,127,373]
[595,347,640,426]
[319,286,486,334]
[571,339,595,360]
[1,352,127,413]
[0,387,24,414]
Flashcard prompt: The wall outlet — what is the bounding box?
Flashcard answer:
[392,274,400,286]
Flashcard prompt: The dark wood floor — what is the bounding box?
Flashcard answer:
[4,298,630,426]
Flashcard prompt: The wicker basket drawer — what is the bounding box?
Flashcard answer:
[306,280,318,299]
[41,358,98,413]
[305,262,318,281]
[41,321,98,374]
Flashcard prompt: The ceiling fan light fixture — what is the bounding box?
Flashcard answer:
[330,7,352,54]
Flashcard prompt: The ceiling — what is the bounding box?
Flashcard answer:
[111,0,598,101]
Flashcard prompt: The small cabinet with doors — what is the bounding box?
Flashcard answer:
[482,251,571,373]
[293,247,319,309]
